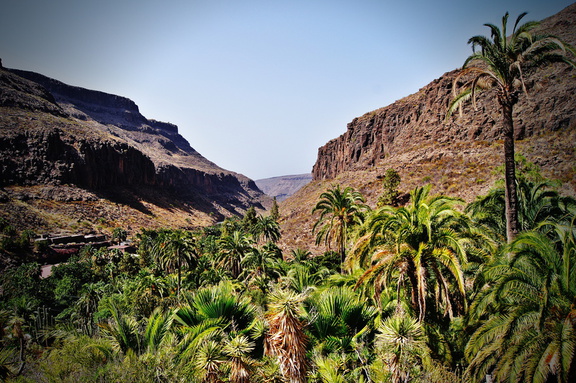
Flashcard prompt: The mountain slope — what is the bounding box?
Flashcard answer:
[0,65,270,233]
[255,174,312,201]
[279,3,576,255]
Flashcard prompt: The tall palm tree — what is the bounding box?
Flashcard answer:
[447,12,576,243]
[151,229,197,296]
[465,221,576,382]
[312,184,368,269]
[353,185,472,322]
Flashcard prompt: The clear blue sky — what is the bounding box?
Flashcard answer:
[1,0,573,180]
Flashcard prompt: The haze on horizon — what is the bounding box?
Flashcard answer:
[1,0,573,180]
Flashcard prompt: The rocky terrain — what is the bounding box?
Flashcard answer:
[0,66,270,234]
[255,174,312,201]
[279,3,576,255]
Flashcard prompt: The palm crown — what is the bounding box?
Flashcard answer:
[449,12,575,116]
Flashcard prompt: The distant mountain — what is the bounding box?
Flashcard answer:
[0,65,270,233]
[255,174,312,201]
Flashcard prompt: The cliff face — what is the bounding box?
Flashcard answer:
[311,3,576,193]
[0,65,269,231]
[278,4,576,257]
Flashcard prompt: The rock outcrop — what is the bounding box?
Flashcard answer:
[312,3,576,197]
[279,4,576,256]
[0,66,269,231]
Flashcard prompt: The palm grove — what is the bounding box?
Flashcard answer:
[1,12,576,383]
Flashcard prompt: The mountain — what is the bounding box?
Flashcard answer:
[0,64,270,233]
[278,3,576,255]
[255,174,312,201]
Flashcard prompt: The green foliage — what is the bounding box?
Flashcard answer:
[111,227,127,244]
[242,206,258,233]
[352,185,472,322]
[0,263,43,311]
[50,257,95,310]
[270,197,280,220]
[5,164,576,381]
[312,184,369,269]
[465,222,576,382]
[378,168,401,207]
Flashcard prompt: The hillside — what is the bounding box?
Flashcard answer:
[255,173,312,201]
[278,3,576,255]
[0,65,270,234]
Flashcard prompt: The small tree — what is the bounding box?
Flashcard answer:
[242,207,258,233]
[265,289,309,383]
[378,169,401,207]
[112,228,127,244]
[271,197,280,221]
[312,184,368,271]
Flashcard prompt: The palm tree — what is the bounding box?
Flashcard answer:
[97,302,142,355]
[151,229,197,296]
[465,221,576,382]
[253,215,281,244]
[312,184,368,269]
[282,262,333,294]
[240,245,282,291]
[223,334,256,383]
[143,307,175,353]
[289,248,311,263]
[447,12,576,243]
[217,231,254,279]
[194,340,226,382]
[466,177,576,242]
[265,288,309,383]
[183,282,256,333]
[353,185,471,322]
[306,286,377,356]
[375,315,430,383]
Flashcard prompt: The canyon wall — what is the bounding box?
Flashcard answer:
[312,4,576,187]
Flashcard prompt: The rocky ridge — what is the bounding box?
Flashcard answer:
[280,3,576,255]
[255,174,312,201]
[311,3,576,197]
[0,65,270,233]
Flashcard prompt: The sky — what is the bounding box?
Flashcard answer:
[1,0,574,180]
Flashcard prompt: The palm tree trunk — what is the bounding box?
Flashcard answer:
[502,100,519,243]
[339,220,346,274]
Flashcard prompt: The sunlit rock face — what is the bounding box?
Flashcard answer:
[312,4,576,186]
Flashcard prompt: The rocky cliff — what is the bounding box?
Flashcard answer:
[280,3,576,256]
[0,65,270,232]
[312,3,576,198]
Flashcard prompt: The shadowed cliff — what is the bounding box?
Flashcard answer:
[0,65,270,233]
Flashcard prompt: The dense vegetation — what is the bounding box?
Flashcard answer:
[1,12,575,383]
[1,157,575,382]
